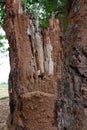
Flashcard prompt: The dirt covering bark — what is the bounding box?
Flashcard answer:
[2,0,87,130]
[3,0,62,130]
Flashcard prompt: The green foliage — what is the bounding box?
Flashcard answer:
[0,0,68,30]
[40,19,49,28]
[0,2,6,48]
[22,0,68,29]
[0,28,7,50]
[0,0,68,31]
[0,2,5,27]
[0,35,4,47]
[0,0,68,50]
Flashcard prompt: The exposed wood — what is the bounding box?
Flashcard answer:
[3,0,62,130]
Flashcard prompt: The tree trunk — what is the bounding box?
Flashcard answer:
[4,0,87,130]
[57,0,87,129]
[3,0,62,130]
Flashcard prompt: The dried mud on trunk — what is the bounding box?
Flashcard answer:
[3,0,62,129]
[0,98,9,130]
[3,0,87,130]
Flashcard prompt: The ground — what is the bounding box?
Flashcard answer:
[0,84,8,99]
[0,98,9,130]
[0,84,9,130]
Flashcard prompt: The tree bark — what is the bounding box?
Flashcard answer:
[4,0,87,130]
[3,0,62,130]
[57,0,87,129]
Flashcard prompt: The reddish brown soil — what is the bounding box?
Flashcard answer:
[0,98,9,130]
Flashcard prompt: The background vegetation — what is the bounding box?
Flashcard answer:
[22,0,67,28]
[0,83,8,99]
[0,0,68,49]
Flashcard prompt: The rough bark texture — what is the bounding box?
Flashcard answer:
[3,0,62,130]
[57,0,87,130]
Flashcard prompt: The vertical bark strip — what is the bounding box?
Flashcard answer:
[3,0,62,130]
[57,0,87,129]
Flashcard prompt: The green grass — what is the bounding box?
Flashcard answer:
[0,84,8,99]
[0,83,8,88]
